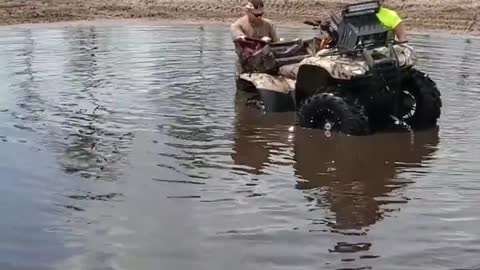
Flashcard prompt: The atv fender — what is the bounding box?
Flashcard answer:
[393,43,417,67]
[237,73,296,112]
[238,73,296,94]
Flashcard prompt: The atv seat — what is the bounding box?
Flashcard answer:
[269,39,312,70]
[270,39,309,59]
[276,54,310,67]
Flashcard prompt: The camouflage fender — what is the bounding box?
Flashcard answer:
[370,43,417,67]
[298,44,418,80]
[393,43,417,67]
[238,73,295,94]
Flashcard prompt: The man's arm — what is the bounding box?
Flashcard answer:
[230,20,246,41]
[394,21,407,42]
[269,23,280,42]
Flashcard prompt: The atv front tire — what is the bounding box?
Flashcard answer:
[297,93,370,135]
[401,69,442,129]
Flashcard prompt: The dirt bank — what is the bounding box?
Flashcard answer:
[0,0,479,34]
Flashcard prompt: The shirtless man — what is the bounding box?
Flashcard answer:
[230,0,279,44]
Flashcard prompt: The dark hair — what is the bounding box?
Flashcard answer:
[248,0,264,8]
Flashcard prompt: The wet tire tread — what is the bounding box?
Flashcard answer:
[298,93,370,136]
[406,69,442,129]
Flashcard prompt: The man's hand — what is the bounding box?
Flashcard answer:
[261,36,272,43]
[236,35,247,42]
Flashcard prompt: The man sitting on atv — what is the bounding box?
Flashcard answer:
[377,0,407,42]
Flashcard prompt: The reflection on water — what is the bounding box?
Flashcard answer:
[0,23,479,270]
[293,128,439,230]
[231,100,296,175]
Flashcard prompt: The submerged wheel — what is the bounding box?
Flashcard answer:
[400,69,442,129]
[246,96,266,112]
[297,93,370,135]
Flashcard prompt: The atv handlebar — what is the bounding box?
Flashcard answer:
[234,36,269,45]
[303,20,321,27]
[234,36,307,47]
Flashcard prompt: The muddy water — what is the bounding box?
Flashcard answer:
[0,23,479,270]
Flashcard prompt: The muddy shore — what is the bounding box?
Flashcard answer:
[0,0,479,34]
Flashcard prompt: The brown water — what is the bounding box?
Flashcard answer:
[0,23,479,270]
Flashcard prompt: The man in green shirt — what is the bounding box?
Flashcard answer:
[376,0,407,42]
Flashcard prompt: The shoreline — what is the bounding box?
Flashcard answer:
[0,17,478,40]
[0,0,478,37]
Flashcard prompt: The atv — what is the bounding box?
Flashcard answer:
[234,0,442,135]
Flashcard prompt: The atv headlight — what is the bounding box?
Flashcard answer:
[351,68,364,75]
[347,65,366,76]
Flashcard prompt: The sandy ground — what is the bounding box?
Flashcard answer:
[0,0,479,34]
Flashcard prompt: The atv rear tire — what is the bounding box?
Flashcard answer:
[297,93,370,135]
[401,69,442,129]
